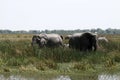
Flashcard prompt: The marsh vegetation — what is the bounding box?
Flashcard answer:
[0,34,120,79]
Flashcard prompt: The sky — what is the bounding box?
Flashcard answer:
[0,0,120,31]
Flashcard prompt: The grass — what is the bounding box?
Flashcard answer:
[0,34,120,74]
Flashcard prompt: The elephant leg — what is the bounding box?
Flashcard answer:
[87,45,93,51]
[93,44,97,51]
[88,47,92,51]
[80,46,86,51]
[59,42,64,47]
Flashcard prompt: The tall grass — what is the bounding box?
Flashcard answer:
[0,34,120,72]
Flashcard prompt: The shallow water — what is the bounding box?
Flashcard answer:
[0,75,71,80]
[98,74,120,80]
[0,73,120,80]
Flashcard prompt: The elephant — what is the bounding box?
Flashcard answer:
[69,32,98,51]
[65,33,83,40]
[97,37,108,48]
[31,34,47,47]
[67,33,83,49]
[31,33,63,48]
[98,37,108,43]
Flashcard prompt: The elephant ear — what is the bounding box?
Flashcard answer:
[36,35,41,40]
[60,35,63,40]
[32,35,41,45]
[32,35,39,40]
[39,33,49,40]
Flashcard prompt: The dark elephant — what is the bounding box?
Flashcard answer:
[68,33,83,49]
[69,32,98,51]
[31,33,63,48]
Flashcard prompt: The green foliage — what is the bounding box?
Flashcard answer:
[0,40,34,57]
[102,40,120,51]
[73,61,94,71]
[35,60,58,70]
[33,47,87,62]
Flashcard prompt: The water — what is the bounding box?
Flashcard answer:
[0,73,120,80]
[98,74,120,80]
[0,75,71,80]
[53,75,71,80]
[0,75,35,80]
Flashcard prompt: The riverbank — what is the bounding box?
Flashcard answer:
[1,68,120,80]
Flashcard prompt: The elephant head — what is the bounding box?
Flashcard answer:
[31,34,47,48]
[31,35,40,46]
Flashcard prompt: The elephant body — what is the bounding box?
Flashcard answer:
[31,33,63,48]
[69,32,97,51]
[65,33,83,40]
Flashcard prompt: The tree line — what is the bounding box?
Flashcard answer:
[0,28,120,35]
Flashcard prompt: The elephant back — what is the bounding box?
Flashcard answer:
[38,33,63,47]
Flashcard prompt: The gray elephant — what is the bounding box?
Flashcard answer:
[31,34,47,47]
[98,37,108,43]
[97,36,108,48]
[31,33,63,48]
[69,32,98,51]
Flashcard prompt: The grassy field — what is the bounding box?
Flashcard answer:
[0,34,120,74]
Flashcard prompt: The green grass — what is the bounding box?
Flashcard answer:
[0,34,120,74]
